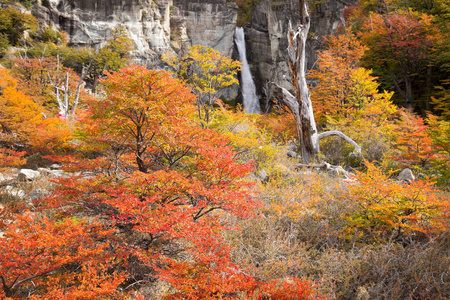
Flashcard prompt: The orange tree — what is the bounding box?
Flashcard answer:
[308,31,367,124]
[391,111,435,169]
[43,65,324,297]
[46,65,258,295]
[360,10,441,110]
[0,67,72,154]
[343,162,448,244]
[427,115,450,187]
[0,212,127,299]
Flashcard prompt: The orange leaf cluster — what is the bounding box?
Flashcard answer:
[0,213,126,299]
[343,163,448,243]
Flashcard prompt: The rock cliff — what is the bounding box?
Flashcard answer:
[31,0,354,101]
[245,0,356,95]
[33,0,238,67]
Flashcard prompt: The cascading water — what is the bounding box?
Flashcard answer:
[235,27,260,114]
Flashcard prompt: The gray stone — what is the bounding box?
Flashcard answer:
[31,0,353,105]
[37,168,65,177]
[38,168,52,176]
[328,166,349,178]
[247,0,357,98]
[286,150,299,158]
[50,170,65,177]
[5,185,25,198]
[319,162,332,171]
[18,169,40,181]
[417,173,427,179]
[50,164,62,169]
[2,168,20,181]
[257,169,269,182]
[30,189,46,201]
[286,145,297,151]
[0,173,4,183]
[398,168,415,182]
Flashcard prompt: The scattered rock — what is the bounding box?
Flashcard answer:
[50,164,62,169]
[295,162,350,179]
[0,173,4,183]
[2,168,20,181]
[38,168,52,176]
[29,189,46,201]
[286,145,297,151]
[298,170,312,176]
[328,166,349,179]
[398,168,415,182]
[417,173,427,179]
[286,150,299,158]
[50,170,65,177]
[18,169,40,181]
[5,185,25,198]
[257,170,269,183]
[319,162,332,172]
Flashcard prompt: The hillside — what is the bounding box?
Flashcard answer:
[0,0,449,299]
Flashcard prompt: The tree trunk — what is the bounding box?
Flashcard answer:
[279,0,361,163]
[281,0,318,163]
[404,74,413,110]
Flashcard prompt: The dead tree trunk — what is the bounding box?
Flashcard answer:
[48,55,90,120]
[279,0,361,163]
[279,0,318,164]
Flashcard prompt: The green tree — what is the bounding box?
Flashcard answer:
[427,115,450,187]
[0,7,38,47]
[60,26,133,91]
[163,45,241,125]
[360,9,442,112]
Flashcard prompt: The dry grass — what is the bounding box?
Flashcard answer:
[224,156,450,299]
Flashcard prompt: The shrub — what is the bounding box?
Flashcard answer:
[343,162,448,244]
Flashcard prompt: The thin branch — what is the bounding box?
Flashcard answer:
[318,130,362,152]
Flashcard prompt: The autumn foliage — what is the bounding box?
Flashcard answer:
[0,67,72,154]
[163,46,241,124]
[0,5,449,297]
[308,32,367,123]
[32,65,315,299]
[360,9,442,109]
[343,163,448,243]
[392,111,434,168]
[0,212,126,299]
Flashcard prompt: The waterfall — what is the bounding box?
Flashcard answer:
[235,27,260,114]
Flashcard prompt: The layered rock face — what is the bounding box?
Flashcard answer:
[32,0,353,100]
[246,0,356,93]
[33,0,237,67]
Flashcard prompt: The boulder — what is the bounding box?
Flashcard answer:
[286,150,299,158]
[29,189,46,201]
[257,169,269,183]
[18,169,40,181]
[2,168,20,181]
[5,185,25,198]
[398,168,415,182]
[38,168,52,176]
[417,173,427,179]
[328,166,349,179]
[50,170,65,177]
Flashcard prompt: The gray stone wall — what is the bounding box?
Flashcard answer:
[31,0,355,101]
